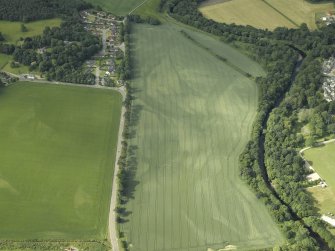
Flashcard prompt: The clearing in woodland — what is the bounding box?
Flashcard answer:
[199,0,335,30]
[119,23,284,251]
[0,18,61,44]
[84,0,143,15]
[0,82,122,240]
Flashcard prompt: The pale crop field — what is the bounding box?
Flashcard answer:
[119,23,283,251]
[199,0,335,30]
[199,0,296,30]
[266,0,335,29]
[0,82,122,240]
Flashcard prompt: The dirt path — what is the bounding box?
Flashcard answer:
[95,66,100,86]
[128,0,149,15]
[108,88,126,251]
[299,138,335,156]
[299,138,335,184]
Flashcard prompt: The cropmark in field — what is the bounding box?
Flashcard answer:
[119,23,284,251]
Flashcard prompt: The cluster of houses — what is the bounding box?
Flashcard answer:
[81,10,123,85]
[322,57,335,102]
[321,12,335,26]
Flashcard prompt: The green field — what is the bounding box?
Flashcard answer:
[0,53,11,69]
[85,0,142,15]
[0,18,61,44]
[133,0,161,19]
[304,142,335,215]
[199,0,335,30]
[0,82,122,240]
[119,23,283,251]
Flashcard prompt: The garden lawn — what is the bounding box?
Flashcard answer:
[119,23,284,251]
[0,53,11,69]
[0,82,122,240]
[304,142,335,215]
[0,18,61,44]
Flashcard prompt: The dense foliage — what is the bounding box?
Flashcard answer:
[8,16,101,84]
[117,18,131,81]
[161,0,335,249]
[0,0,91,22]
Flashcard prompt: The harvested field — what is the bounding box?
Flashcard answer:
[199,0,335,30]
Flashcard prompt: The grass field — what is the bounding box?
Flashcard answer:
[304,142,335,215]
[85,0,142,15]
[0,82,122,240]
[0,53,11,69]
[119,23,283,251]
[133,0,161,19]
[199,0,335,30]
[0,18,61,44]
[2,61,33,75]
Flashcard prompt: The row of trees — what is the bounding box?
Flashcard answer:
[160,0,335,249]
[128,14,161,25]
[117,18,131,81]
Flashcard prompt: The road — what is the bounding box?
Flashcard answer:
[108,92,126,251]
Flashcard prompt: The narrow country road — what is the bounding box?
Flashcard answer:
[108,95,126,251]
[95,66,100,86]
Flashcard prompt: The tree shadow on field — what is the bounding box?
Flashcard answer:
[129,34,141,81]
[117,28,151,224]
[117,144,140,224]
[126,104,142,139]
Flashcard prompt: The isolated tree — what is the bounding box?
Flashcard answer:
[0,32,4,41]
[0,79,5,87]
[21,24,28,32]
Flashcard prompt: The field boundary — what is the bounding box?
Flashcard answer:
[262,0,300,27]
[180,30,254,78]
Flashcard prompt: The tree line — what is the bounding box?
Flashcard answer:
[0,0,91,22]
